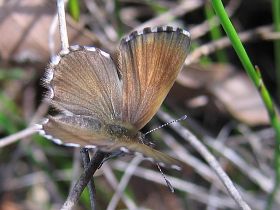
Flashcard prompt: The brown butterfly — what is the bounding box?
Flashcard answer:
[38,26,191,168]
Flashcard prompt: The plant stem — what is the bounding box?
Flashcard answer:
[81,148,97,210]
[57,0,69,50]
[61,151,106,210]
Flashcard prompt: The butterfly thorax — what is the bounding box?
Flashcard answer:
[104,123,139,139]
[103,123,148,149]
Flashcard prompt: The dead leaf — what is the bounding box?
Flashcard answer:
[176,63,270,126]
[0,0,100,64]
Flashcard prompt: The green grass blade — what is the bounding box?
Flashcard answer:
[68,0,80,21]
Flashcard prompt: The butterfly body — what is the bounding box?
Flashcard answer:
[38,26,191,168]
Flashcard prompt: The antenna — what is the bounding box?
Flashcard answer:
[144,115,187,136]
[156,163,174,193]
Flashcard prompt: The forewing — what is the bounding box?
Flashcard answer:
[39,115,114,149]
[43,46,122,122]
[116,26,190,130]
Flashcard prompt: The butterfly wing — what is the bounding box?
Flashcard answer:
[40,115,180,167]
[40,46,123,146]
[116,26,190,130]
[40,28,189,167]
[40,115,115,150]
[43,46,122,121]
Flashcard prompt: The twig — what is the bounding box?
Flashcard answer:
[84,0,118,42]
[57,0,69,50]
[112,160,245,210]
[49,13,59,57]
[0,125,38,148]
[0,101,49,148]
[162,130,263,206]
[186,25,278,65]
[237,124,270,172]
[106,156,142,210]
[206,124,233,210]
[81,148,96,210]
[204,136,274,193]
[162,125,267,208]
[61,151,106,210]
[228,127,274,147]
[102,164,138,210]
[157,109,252,210]
[29,102,49,125]
[162,132,219,183]
[133,0,204,32]
[190,0,241,40]
[70,148,81,190]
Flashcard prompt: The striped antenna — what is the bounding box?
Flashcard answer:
[156,163,174,193]
[144,115,187,136]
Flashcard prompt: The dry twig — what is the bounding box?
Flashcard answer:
[157,109,252,210]
[0,125,38,148]
[102,164,138,210]
[186,25,279,65]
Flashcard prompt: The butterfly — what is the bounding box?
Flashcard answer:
[38,26,190,168]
